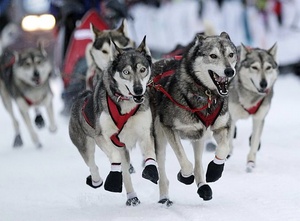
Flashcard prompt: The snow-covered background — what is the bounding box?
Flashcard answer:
[1,1,300,221]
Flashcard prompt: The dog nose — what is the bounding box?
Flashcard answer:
[224,67,235,77]
[260,79,268,89]
[34,71,40,77]
[133,85,143,95]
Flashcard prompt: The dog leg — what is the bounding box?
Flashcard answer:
[45,98,57,133]
[227,120,237,159]
[162,126,194,185]
[79,137,103,188]
[97,141,123,193]
[121,149,140,206]
[18,105,42,148]
[207,127,230,182]
[34,107,45,129]
[154,120,173,206]
[246,118,265,172]
[0,85,22,147]
[192,139,213,201]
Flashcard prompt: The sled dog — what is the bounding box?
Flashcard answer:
[0,45,56,148]
[85,19,135,90]
[150,32,237,205]
[69,37,159,206]
[228,44,278,172]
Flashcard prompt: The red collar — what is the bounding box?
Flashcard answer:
[107,94,140,147]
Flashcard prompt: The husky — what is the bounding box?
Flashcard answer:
[0,45,56,148]
[68,37,159,206]
[228,44,278,172]
[85,19,135,90]
[149,32,237,206]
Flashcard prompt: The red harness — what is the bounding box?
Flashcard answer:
[107,95,140,147]
[82,93,140,147]
[149,58,223,128]
[243,98,264,115]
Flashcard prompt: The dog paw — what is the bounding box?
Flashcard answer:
[197,184,212,201]
[142,165,159,184]
[104,171,122,193]
[86,175,103,189]
[126,197,141,206]
[35,114,45,129]
[13,134,23,147]
[158,198,173,207]
[206,161,224,182]
[246,161,255,173]
[177,171,194,185]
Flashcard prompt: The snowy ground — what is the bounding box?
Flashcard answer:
[1,72,300,221]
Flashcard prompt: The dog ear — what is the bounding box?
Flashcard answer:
[37,41,47,57]
[220,32,231,40]
[116,19,129,38]
[109,39,123,61]
[90,23,101,41]
[268,43,277,61]
[240,43,251,61]
[136,36,152,64]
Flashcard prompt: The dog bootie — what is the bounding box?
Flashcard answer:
[86,175,103,189]
[206,158,225,182]
[126,197,140,206]
[197,183,212,201]
[177,171,194,185]
[104,171,123,193]
[142,158,159,184]
[35,114,45,129]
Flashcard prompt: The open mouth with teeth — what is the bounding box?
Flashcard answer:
[125,86,145,104]
[208,70,229,96]
[132,95,145,104]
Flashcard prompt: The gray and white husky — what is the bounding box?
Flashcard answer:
[228,44,278,172]
[85,19,135,90]
[150,32,237,205]
[0,45,56,148]
[68,37,159,206]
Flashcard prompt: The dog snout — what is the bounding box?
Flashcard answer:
[224,67,235,77]
[133,85,143,95]
[33,70,40,77]
[260,79,268,89]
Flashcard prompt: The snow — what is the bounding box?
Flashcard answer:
[2,1,300,220]
[1,72,300,221]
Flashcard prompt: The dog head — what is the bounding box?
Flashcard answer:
[189,32,238,96]
[13,43,52,87]
[89,19,135,70]
[237,43,278,94]
[108,36,152,104]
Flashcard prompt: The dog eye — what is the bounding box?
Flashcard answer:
[122,70,129,75]
[210,54,217,59]
[140,67,146,73]
[102,50,108,54]
[265,66,271,71]
[229,53,234,58]
[251,66,258,70]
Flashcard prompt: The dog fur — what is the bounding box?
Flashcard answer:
[149,32,238,205]
[68,37,159,206]
[0,45,56,148]
[228,43,278,172]
[85,19,135,90]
